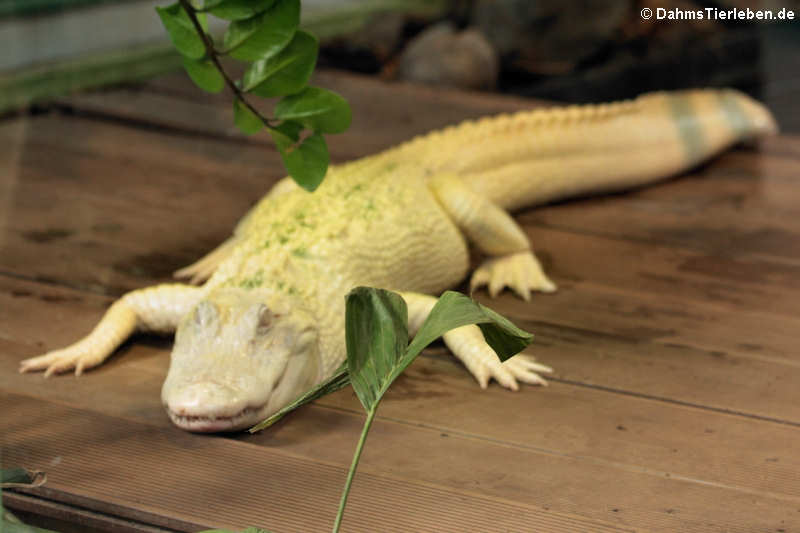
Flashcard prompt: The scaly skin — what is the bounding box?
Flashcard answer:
[20,89,777,432]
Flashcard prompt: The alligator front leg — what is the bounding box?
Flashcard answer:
[401,292,551,389]
[20,284,202,376]
[430,174,556,300]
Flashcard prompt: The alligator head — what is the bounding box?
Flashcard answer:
[161,288,321,432]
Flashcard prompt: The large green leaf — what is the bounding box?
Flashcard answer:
[242,30,318,98]
[274,87,351,134]
[156,3,207,60]
[182,56,224,93]
[346,289,534,408]
[208,0,276,21]
[225,0,300,61]
[344,288,408,411]
[404,291,533,369]
[249,365,350,432]
[233,99,264,134]
[270,124,329,191]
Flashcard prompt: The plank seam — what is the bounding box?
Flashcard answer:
[2,491,188,533]
[520,217,800,267]
[0,268,121,298]
[48,101,273,148]
[550,377,800,427]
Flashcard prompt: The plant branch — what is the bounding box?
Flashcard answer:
[178,0,276,128]
[332,407,376,533]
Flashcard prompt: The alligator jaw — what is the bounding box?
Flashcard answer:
[166,405,263,433]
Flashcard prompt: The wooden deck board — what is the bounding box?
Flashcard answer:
[2,69,800,532]
[6,391,800,533]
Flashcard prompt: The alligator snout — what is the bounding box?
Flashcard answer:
[164,381,256,432]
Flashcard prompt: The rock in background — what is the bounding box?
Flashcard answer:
[320,0,786,102]
[397,22,499,90]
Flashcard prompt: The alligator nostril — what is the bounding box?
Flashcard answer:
[166,382,244,417]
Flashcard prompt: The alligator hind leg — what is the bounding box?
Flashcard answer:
[20,284,202,376]
[401,292,552,390]
[429,174,556,301]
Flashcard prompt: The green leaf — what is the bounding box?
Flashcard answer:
[2,466,46,489]
[400,291,534,381]
[182,57,224,93]
[222,13,261,52]
[156,3,207,60]
[249,365,349,432]
[242,30,318,98]
[274,87,352,134]
[1,467,31,484]
[274,119,303,140]
[233,99,264,134]
[196,10,209,31]
[470,301,535,360]
[271,127,329,191]
[344,288,409,411]
[225,0,300,61]
[208,0,275,21]
[342,289,534,410]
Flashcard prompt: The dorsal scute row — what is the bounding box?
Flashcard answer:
[393,97,642,160]
[467,98,641,134]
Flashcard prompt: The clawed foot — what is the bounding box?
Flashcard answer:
[471,251,556,301]
[468,352,553,391]
[19,343,103,377]
[444,325,552,390]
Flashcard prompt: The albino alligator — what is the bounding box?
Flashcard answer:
[20,89,776,432]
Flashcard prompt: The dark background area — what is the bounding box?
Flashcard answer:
[318,0,800,132]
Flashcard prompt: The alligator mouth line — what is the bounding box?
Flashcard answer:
[167,405,263,432]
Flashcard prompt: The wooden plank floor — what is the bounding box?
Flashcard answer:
[2,70,800,533]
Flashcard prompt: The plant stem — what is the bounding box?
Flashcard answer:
[177,0,276,128]
[332,407,377,533]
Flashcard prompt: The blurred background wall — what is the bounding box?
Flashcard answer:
[1,0,798,130]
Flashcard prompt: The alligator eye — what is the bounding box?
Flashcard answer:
[253,304,273,336]
[194,301,218,328]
